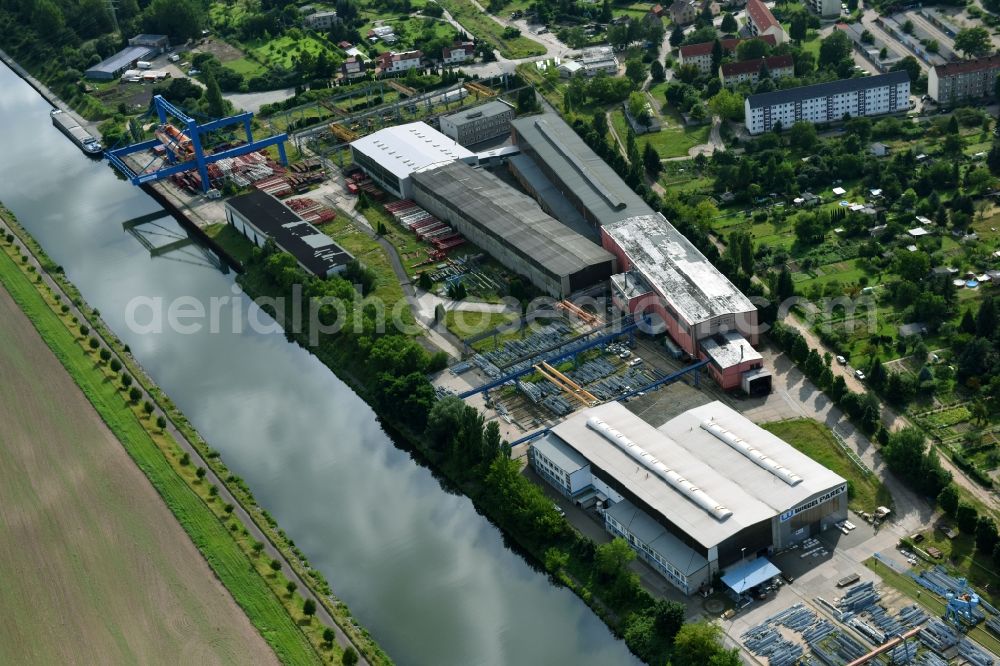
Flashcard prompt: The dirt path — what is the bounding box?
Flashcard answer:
[0,215,371,665]
[782,312,999,511]
[0,278,279,665]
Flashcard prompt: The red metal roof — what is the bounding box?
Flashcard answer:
[747,0,780,32]
[933,54,1000,77]
[721,54,793,77]
[678,34,776,58]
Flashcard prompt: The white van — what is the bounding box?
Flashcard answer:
[137,61,152,69]
[168,54,181,63]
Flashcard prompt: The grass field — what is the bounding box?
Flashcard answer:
[435,0,546,58]
[610,108,710,159]
[204,222,255,265]
[0,263,284,663]
[248,35,337,71]
[762,419,891,513]
[0,232,323,664]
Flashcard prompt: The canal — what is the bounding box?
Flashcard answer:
[0,63,638,665]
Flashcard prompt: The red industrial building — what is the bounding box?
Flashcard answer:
[601,213,771,395]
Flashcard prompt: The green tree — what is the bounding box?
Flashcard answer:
[938,484,959,515]
[143,400,154,416]
[789,13,808,42]
[672,622,731,665]
[204,70,226,118]
[99,348,111,362]
[736,38,770,61]
[711,39,724,71]
[643,143,661,177]
[625,59,646,86]
[977,296,997,339]
[196,466,207,480]
[670,24,685,48]
[819,30,852,68]
[954,26,992,58]
[957,501,979,533]
[110,358,121,373]
[302,598,316,619]
[708,89,744,121]
[788,121,818,152]
[417,271,432,291]
[544,547,569,573]
[142,0,205,42]
[129,386,142,403]
[720,12,738,33]
[650,60,666,82]
[342,647,359,666]
[270,558,282,572]
[322,627,335,646]
[156,415,167,429]
[287,581,298,595]
[976,515,999,552]
[891,56,921,84]
[594,537,635,579]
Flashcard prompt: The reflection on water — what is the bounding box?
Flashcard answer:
[0,64,637,665]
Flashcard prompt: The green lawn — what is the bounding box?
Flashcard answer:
[225,57,268,77]
[0,234,321,665]
[248,35,337,71]
[204,222,256,265]
[325,209,413,326]
[435,0,546,59]
[611,108,710,159]
[444,308,518,341]
[762,419,890,513]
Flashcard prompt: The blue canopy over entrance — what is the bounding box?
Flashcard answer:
[721,558,781,594]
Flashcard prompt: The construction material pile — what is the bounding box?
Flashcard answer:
[384,200,465,251]
[285,197,336,225]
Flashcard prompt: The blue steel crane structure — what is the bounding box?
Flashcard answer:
[106,95,288,192]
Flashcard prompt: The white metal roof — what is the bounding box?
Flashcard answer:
[701,331,763,369]
[604,213,756,325]
[550,401,846,549]
[350,122,474,183]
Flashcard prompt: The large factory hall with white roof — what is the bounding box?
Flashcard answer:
[530,401,848,596]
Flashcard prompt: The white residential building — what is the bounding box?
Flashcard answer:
[744,71,910,135]
[442,41,475,65]
[746,0,787,44]
[808,0,840,18]
[303,10,339,30]
[377,50,423,75]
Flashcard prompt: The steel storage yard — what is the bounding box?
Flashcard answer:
[533,401,848,594]
[410,161,615,297]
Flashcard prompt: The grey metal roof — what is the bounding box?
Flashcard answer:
[606,500,708,576]
[85,46,151,75]
[551,401,846,549]
[604,214,756,325]
[746,71,909,110]
[442,100,515,128]
[410,161,613,279]
[508,154,598,242]
[511,113,654,227]
[533,433,589,473]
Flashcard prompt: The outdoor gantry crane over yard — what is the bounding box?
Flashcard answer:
[107,95,288,193]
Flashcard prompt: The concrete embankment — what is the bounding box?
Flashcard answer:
[0,48,101,134]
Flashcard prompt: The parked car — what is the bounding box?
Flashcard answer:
[552,503,565,518]
[187,68,201,76]
[854,369,866,380]
[781,572,794,584]
[836,355,847,365]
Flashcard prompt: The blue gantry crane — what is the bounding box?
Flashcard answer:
[106,95,288,193]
